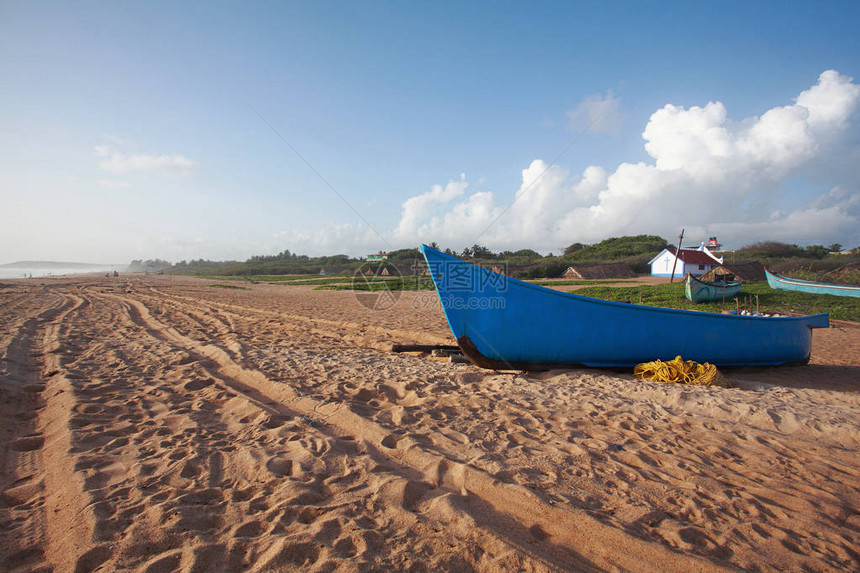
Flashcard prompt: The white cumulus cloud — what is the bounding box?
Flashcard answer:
[391,70,860,251]
[393,174,475,241]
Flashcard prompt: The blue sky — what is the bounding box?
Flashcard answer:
[1,1,859,263]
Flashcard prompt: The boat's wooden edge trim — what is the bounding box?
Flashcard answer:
[457,335,515,369]
[456,335,576,371]
[688,275,742,287]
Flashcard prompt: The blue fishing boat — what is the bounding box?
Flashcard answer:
[765,269,860,298]
[684,273,742,303]
[420,245,829,369]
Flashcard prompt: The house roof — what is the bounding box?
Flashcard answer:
[649,247,722,265]
[701,261,767,282]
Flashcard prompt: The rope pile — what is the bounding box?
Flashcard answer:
[634,355,725,387]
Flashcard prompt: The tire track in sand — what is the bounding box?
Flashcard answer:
[0,288,99,573]
[140,285,452,351]
[107,291,729,572]
[0,289,70,572]
[63,288,451,571]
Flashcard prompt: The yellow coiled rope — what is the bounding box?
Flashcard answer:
[634,355,725,387]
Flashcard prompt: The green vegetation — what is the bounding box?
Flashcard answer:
[193,259,859,321]
[564,234,669,261]
[200,275,614,292]
[206,283,249,290]
[723,242,859,280]
[576,281,860,322]
[152,235,858,282]
[735,241,837,260]
[506,235,671,278]
[214,275,356,285]
[780,265,860,285]
[514,259,569,279]
[317,276,434,292]
[257,277,356,286]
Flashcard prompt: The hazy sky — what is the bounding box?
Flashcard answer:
[2,1,859,264]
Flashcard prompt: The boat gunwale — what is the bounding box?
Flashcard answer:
[685,273,742,289]
[766,269,860,292]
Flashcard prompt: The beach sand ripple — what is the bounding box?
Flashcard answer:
[0,276,857,572]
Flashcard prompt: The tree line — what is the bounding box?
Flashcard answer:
[144,237,857,279]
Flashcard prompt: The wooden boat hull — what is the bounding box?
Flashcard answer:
[420,245,829,369]
[684,274,742,303]
[766,269,860,298]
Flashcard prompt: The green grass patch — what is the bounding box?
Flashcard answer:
[206,283,249,290]
[243,275,339,283]
[196,273,432,289]
[575,281,860,322]
[203,273,859,321]
[316,276,435,292]
[203,275,357,286]
[277,277,356,285]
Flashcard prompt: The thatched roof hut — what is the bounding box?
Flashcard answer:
[700,261,767,282]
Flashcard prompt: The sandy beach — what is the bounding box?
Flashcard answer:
[1,274,857,572]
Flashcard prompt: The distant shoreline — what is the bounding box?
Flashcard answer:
[0,264,127,280]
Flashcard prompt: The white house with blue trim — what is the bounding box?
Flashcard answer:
[649,244,723,277]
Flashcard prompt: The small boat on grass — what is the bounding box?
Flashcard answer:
[420,245,829,369]
[684,273,742,303]
[765,269,860,298]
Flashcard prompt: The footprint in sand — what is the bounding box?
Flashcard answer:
[266,456,304,478]
[184,378,214,391]
[234,520,267,538]
[381,434,401,449]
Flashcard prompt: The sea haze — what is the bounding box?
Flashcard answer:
[0,261,127,279]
